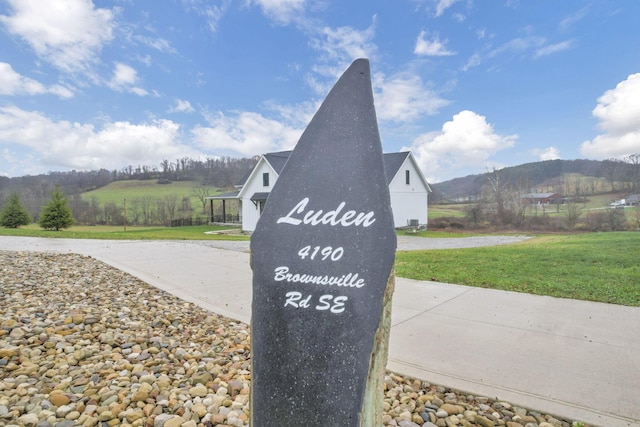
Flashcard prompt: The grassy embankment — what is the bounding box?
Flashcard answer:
[396,232,639,306]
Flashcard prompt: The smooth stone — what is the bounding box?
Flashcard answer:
[17,413,39,427]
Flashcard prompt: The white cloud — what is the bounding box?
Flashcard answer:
[0,62,74,98]
[169,99,196,114]
[532,146,561,161]
[581,73,640,158]
[403,110,518,182]
[307,20,378,94]
[0,106,201,171]
[434,0,461,17]
[192,111,302,156]
[108,63,148,95]
[373,72,450,122]
[311,21,377,65]
[534,39,574,58]
[559,5,589,31]
[134,35,176,53]
[462,53,482,71]
[247,0,306,25]
[181,0,230,32]
[0,0,115,74]
[414,31,456,56]
[489,36,574,61]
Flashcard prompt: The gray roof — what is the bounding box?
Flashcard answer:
[263,151,292,174]
[522,193,561,198]
[206,190,240,200]
[261,150,411,185]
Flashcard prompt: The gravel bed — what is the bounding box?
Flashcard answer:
[0,251,582,427]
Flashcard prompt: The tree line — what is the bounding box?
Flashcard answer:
[0,156,257,226]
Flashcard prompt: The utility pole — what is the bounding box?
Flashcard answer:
[123,198,127,232]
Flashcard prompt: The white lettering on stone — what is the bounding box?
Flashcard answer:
[276,197,376,227]
[274,266,365,288]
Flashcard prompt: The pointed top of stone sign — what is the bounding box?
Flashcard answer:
[250,58,396,426]
[254,58,391,221]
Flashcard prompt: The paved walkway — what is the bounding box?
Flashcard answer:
[1,236,638,427]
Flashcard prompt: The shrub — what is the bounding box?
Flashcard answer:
[584,209,627,231]
[39,187,74,231]
[0,193,31,228]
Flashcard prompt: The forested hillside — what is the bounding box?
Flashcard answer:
[0,156,257,225]
[431,157,640,202]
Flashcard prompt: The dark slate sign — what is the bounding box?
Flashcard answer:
[250,58,397,427]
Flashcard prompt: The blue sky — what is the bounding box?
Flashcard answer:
[1,0,639,182]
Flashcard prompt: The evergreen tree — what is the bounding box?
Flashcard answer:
[39,186,74,231]
[0,192,32,228]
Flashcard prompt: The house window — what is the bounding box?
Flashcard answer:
[405,170,410,185]
[263,173,269,187]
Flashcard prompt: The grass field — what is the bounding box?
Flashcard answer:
[81,180,226,204]
[396,232,640,306]
[0,224,249,240]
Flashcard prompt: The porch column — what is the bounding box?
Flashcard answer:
[222,200,227,223]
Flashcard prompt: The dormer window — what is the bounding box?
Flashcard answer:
[263,172,270,187]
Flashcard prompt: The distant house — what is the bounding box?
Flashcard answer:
[207,151,431,232]
[521,193,565,205]
[626,194,640,206]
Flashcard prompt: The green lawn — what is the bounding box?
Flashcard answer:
[0,224,249,240]
[396,232,640,306]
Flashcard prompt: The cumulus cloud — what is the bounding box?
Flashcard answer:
[581,73,640,158]
[373,72,450,122]
[0,0,115,74]
[414,31,456,56]
[247,0,306,25]
[108,63,148,96]
[0,106,199,171]
[403,110,518,182]
[532,146,561,161]
[192,111,303,156]
[0,62,73,98]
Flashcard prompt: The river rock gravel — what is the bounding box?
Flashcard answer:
[0,250,583,427]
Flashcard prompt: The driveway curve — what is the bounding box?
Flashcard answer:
[191,234,531,252]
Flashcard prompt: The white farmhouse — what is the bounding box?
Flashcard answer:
[207,150,430,232]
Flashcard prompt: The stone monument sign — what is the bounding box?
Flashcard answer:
[250,58,397,426]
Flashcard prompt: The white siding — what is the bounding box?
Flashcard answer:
[239,160,278,232]
[388,156,428,227]
[238,151,429,231]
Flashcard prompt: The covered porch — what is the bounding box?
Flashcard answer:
[206,191,242,225]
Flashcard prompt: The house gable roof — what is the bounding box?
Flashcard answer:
[382,152,409,185]
[263,151,292,174]
[255,150,428,187]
